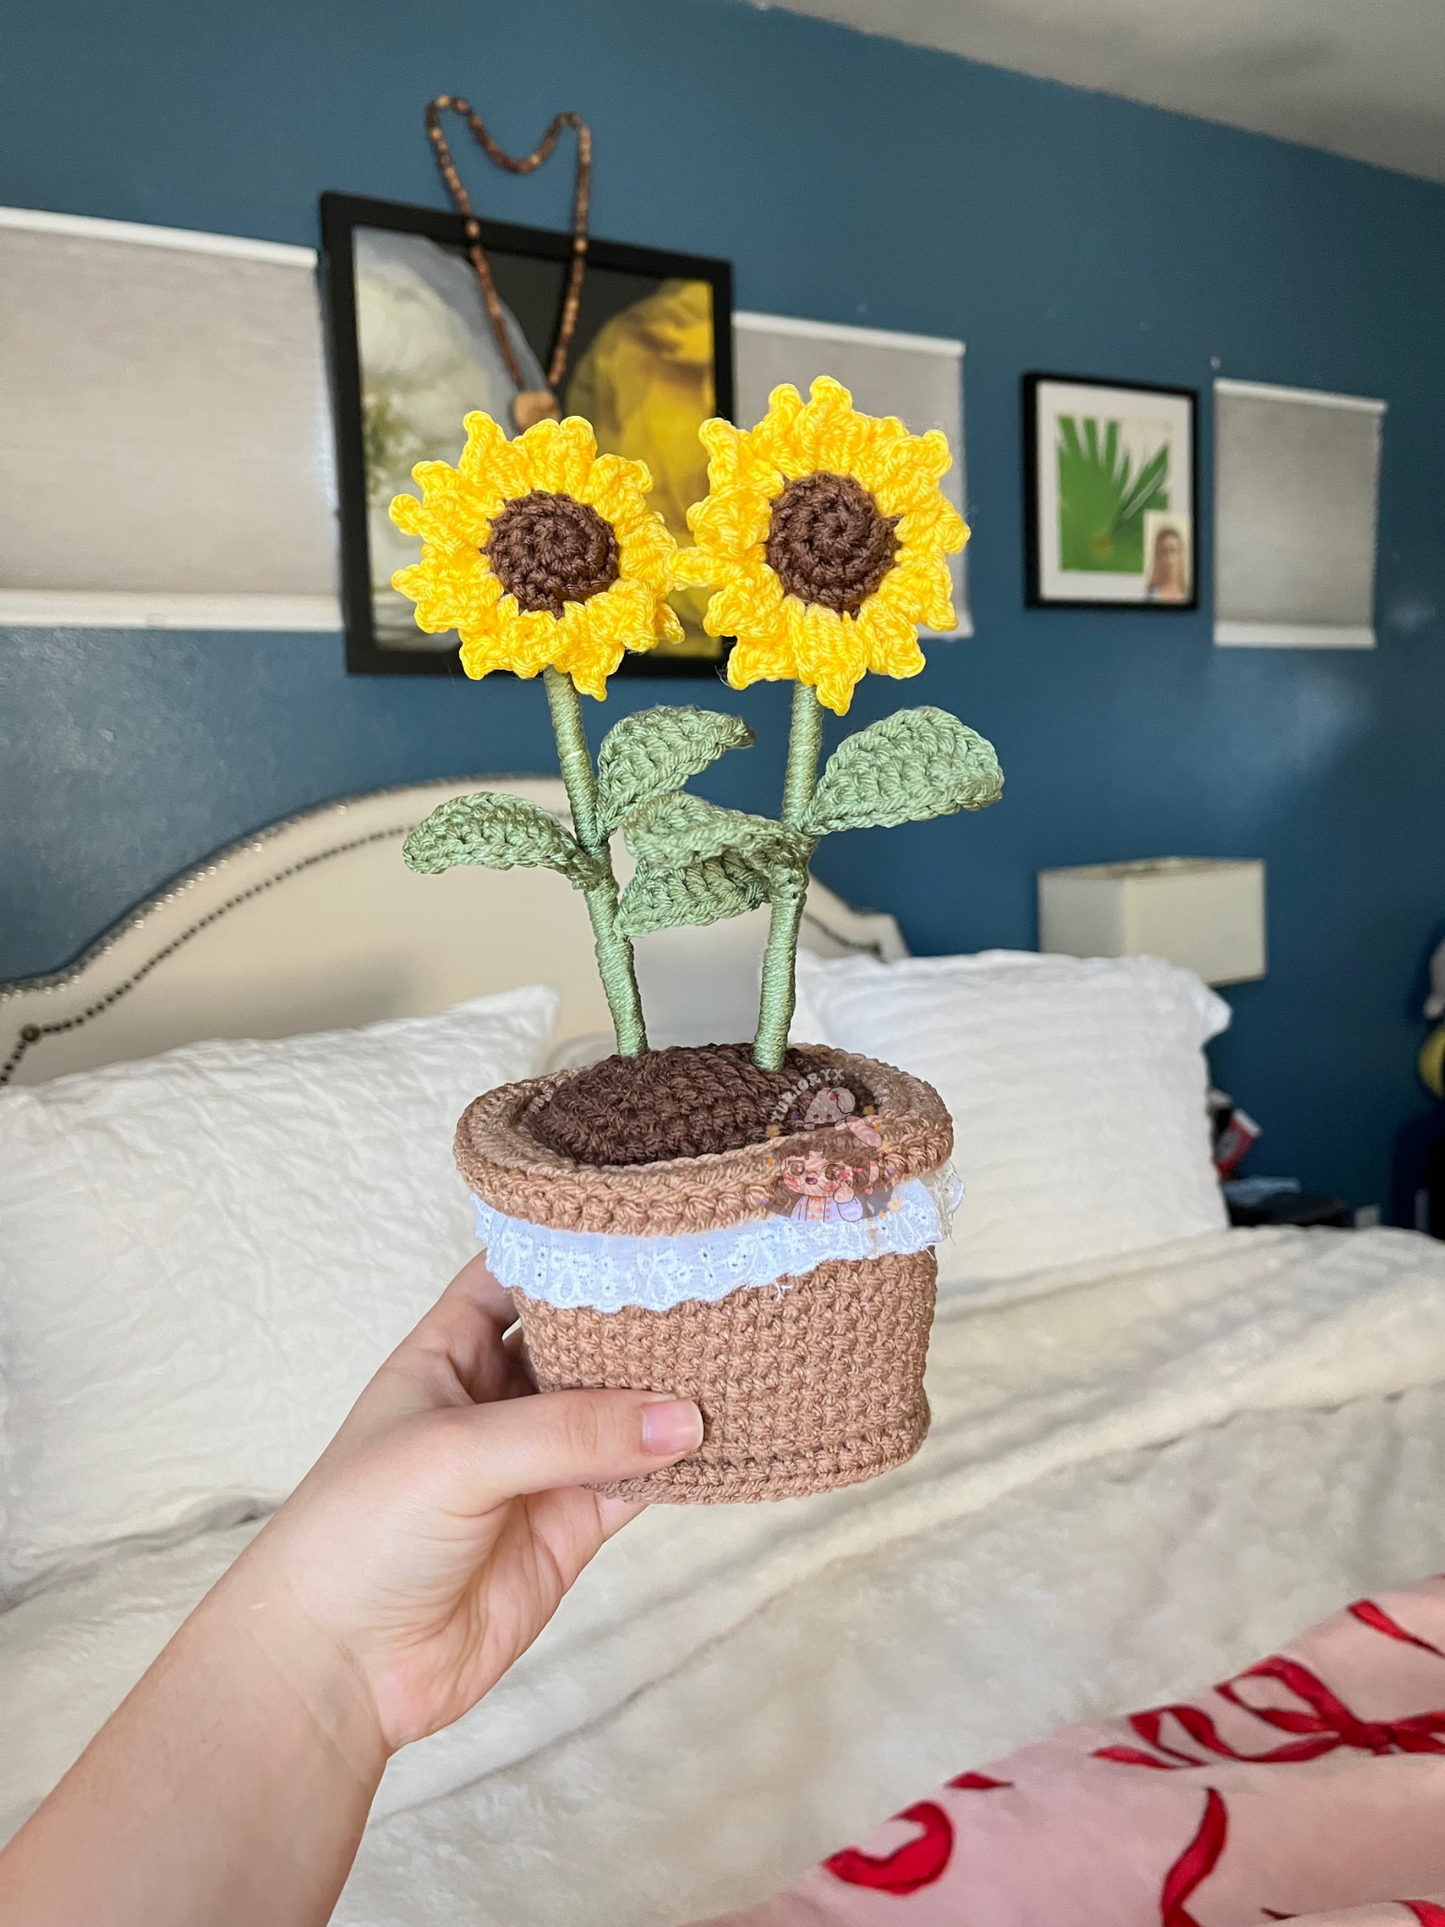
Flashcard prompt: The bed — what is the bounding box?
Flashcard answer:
[4,779,1445,1927]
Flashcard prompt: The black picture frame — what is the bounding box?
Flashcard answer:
[1023,372,1199,611]
[319,191,735,676]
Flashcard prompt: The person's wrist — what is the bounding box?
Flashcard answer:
[209,1539,392,1789]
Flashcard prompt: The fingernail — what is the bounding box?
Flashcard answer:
[641,1398,704,1458]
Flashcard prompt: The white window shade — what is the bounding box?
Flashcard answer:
[734,312,969,636]
[0,208,338,629]
[1214,377,1384,650]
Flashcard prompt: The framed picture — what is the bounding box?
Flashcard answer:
[319,192,734,675]
[1024,373,1197,610]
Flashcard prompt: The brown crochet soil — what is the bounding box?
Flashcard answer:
[527,1041,877,1168]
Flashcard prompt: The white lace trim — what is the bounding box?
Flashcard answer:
[473,1165,963,1313]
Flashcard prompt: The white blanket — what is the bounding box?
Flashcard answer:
[5,1226,1445,1919]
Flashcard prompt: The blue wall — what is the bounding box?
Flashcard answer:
[3,0,1444,1212]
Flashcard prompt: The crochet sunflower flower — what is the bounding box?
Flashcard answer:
[389,412,682,699]
[673,376,969,716]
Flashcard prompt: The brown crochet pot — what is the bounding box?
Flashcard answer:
[454,1046,953,1503]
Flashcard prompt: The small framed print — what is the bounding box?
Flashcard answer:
[1024,374,1198,609]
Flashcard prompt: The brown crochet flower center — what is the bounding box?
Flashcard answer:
[484,490,621,616]
[765,472,899,614]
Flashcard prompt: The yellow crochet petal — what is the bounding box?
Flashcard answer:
[617,499,674,556]
[724,638,764,692]
[551,610,620,698]
[451,599,505,645]
[704,571,785,641]
[671,544,721,591]
[726,630,796,692]
[658,601,686,644]
[510,419,554,490]
[458,597,543,680]
[882,551,957,630]
[463,564,504,613]
[617,523,675,595]
[700,556,785,639]
[616,575,664,642]
[571,577,654,656]
[746,384,806,467]
[790,375,853,435]
[391,471,462,538]
[858,597,927,680]
[795,379,897,478]
[895,496,969,552]
[566,654,618,702]
[513,416,605,496]
[394,542,502,636]
[865,432,953,518]
[459,414,534,501]
[719,586,803,681]
[550,416,600,497]
[788,602,863,715]
[460,409,509,463]
[608,489,663,544]
[577,452,634,524]
[456,412,518,502]
[457,637,512,680]
[937,500,969,552]
[699,416,744,487]
[402,472,495,547]
[685,484,773,557]
[388,491,425,538]
[407,458,464,495]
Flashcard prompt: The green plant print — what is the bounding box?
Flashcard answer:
[1056,415,1170,574]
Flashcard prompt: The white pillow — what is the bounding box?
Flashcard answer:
[792,950,1229,1284]
[0,985,556,1593]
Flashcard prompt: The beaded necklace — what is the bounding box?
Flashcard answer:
[424,94,593,430]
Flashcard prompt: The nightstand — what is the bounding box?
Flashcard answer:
[1226,1191,1351,1229]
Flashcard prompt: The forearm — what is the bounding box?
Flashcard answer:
[0,1259,698,1923]
[0,1550,387,1927]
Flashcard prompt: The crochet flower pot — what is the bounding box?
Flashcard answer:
[454,1043,958,1502]
[392,378,1001,1504]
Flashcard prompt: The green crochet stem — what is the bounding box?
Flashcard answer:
[753,682,824,1072]
[543,666,648,1057]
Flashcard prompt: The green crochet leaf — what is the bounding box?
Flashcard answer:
[800,707,1004,836]
[622,791,813,873]
[402,793,603,888]
[595,706,756,835]
[615,849,772,938]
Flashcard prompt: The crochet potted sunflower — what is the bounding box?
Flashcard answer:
[393,377,1001,1502]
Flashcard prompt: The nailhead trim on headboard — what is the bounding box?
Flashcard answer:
[0,825,409,1085]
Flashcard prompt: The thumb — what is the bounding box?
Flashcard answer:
[441,1387,704,1504]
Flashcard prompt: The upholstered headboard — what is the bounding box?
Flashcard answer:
[0,777,907,1087]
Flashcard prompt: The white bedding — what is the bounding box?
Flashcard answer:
[6,1224,1445,1925]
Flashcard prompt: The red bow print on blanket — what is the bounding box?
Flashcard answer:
[1346,1598,1445,1658]
[1096,1599,1445,1772]
[822,1776,1011,1893]
[1161,1790,1228,1927]
[823,1803,954,1896]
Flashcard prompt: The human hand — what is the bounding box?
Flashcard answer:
[221,1254,702,1758]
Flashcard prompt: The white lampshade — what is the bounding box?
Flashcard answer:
[1037,858,1266,986]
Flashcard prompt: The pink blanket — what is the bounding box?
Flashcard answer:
[700,1578,1445,1927]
